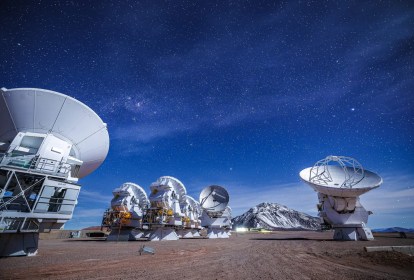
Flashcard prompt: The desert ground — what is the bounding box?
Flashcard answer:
[0,231,413,280]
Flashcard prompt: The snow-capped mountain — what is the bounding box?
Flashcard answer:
[232,202,321,230]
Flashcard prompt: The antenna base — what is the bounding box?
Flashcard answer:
[0,232,39,257]
[332,224,374,241]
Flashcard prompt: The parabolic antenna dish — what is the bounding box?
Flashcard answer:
[185,195,201,214]
[299,156,382,197]
[199,185,229,213]
[118,182,149,208]
[223,206,232,217]
[158,176,187,202]
[0,88,109,178]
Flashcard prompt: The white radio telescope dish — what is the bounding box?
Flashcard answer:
[0,87,109,257]
[0,88,109,178]
[223,206,232,217]
[199,185,229,213]
[299,155,382,241]
[105,182,149,241]
[184,195,202,216]
[299,155,382,197]
[146,176,187,241]
[114,182,150,208]
[155,176,187,203]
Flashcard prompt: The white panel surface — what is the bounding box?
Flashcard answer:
[2,89,36,132]
[34,89,66,133]
[0,88,109,178]
[300,167,382,197]
[0,89,17,147]
[199,185,229,212]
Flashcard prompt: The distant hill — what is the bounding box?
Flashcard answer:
[232,202,321,230]
[372,227,414,233]
[82,226,104,231]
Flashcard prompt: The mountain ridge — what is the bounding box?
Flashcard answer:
[372,227,414,233]
[232,202,321,231]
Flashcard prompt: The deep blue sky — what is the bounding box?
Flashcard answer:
[1,1,413,229]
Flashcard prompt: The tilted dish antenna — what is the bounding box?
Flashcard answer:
[0,88,109,178]
[223,206,232,217]
[0,87,109,256]
[199,185,231,238]
[105,182,149,241]
[145,176,187,241]
[116,182,150,208]
[300,155,382,198]
[156,176,187,203]
[184,195,202,216]
[199,185,229,214]
[299,155,382,241]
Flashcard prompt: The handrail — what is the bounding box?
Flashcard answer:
[0,154,72,178]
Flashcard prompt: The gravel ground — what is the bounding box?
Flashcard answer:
[0,231,413,280]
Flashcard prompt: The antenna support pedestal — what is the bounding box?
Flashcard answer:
[332,224,374,241]
[200,211,231,239]
[0,232,39,257]
[149,227,179,241]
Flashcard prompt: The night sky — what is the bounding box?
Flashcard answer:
[1,1,413,229]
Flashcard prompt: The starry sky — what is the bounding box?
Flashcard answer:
[1,1,413,229]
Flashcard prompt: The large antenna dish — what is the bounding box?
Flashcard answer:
[223,206,232,217]
[184,195,202,216]
[0,88,109,178]
[0,87,109,256]
[155,176,187,202]
[115,182,150,208]
[105,182,149,241]
[300,155,382,197]
[299,155,382,241]
[199,185,229,213]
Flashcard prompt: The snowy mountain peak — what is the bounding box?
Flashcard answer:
[232,202,321,230]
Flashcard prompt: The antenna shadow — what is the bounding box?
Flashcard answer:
[63,238,108,242]
[250,237,334,241]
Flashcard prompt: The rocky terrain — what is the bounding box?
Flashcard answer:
[1,231,413,280]
[232,202,320,230]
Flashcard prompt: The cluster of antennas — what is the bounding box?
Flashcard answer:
[0,87,384,258]
[102,176,232,241]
